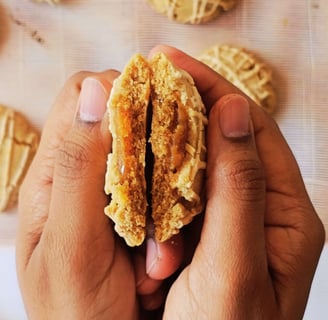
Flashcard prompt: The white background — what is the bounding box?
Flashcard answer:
[0,0,327,318]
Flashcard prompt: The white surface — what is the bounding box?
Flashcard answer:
[0,246,26,320]
[0,0,328,241]
[0,0,327,318]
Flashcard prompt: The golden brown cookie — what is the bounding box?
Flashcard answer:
[0,105,39,212]
[31,0,61,5]
[146,0,236,24]
[104,53,207,246]
[104,54,150,247]
[150,52,207,242]
[199,44,277,114]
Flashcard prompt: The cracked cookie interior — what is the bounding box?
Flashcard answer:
[104,53,207,246]
[150,53,207,242]
[104,54,150,247]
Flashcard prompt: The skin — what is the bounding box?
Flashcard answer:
[16,46,325,319]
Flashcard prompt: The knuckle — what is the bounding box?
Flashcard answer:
[293,204,326,251]
[67,71,90,86]
[55,138,90,182]
[310,214,326,250]
[220,158,265,202]
[107,68,120,75]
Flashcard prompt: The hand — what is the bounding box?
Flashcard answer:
[16,70,182,319]
[148,46,325,319]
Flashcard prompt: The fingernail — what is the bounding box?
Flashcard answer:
[146,238,158,275]
[219,94,250,138]
[78,78,108,122]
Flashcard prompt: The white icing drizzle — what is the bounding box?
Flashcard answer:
[199,45,276,113]
[156,0,236,24]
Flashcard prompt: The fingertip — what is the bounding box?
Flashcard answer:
[217,93,251,139]
[134,253,162,296]
[77,77,108,123]
[148,44,178,59]
[139,288,166,311]
[146,234,183,280]
[148,45,192,71]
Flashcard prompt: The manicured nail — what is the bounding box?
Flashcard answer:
[78,77,108,122]
[146,238,158,275]
[219,94,250,138]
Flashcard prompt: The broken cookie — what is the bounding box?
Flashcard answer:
[0,105,39,212]
[199,44,277,114]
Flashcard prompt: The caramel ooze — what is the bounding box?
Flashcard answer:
[105,53,207,247]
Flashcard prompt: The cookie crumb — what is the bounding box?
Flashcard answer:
[9,15,45,45]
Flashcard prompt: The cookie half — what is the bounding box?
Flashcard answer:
[31,0,61,5]
[104,54,151,247]
[147,0,236,24]
[150,52,207,242]
[0,105,39,212]
[199,44,277,114]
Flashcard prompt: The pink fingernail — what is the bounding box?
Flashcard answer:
[78,78,108,122]
[146,238,158,275]
[219,94,250,138]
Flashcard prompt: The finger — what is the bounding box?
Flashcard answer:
[139,287,166,311]
[146,234,183,280]
[134,234,183,298]
[41,77,112,244]
[17,71,118,267]
[31,69,118,179]
[197,94,267,275]
[20,70,119,214]
[134,253,162,295]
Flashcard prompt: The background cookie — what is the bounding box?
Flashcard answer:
[31,0,61,5]
[146,0,236,24]
[199,44,277,114]
[0,105,39,212]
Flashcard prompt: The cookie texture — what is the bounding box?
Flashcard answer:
[0,105,39,212]
[104,54,150,247]
[104,53,207,246]
[31,0,61,5]
[150,53,207,242]
[199,44,277,114]
[147,0,236,24]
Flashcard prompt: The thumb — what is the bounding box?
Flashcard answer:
[45,77,112,243]
[198,94,267,273]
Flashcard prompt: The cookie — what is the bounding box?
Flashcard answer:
[150,52,207,242]
[199,44,277,114]
[0,105,39,212]
[104,53,207,246]
[146,0,236,24]
[31,0,61,5]
[104,55,150,247]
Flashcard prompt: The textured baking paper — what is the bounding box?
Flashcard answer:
[0,0,327,244]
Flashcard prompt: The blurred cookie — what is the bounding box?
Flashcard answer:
[0,105,39,212]
[146,0,236,24]
[199,44,277,114]
[31,0,61,5]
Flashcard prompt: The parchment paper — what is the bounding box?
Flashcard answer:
[0,0,328,245]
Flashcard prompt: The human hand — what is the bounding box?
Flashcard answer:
[16,70,182,319]
[148,45,325,319]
